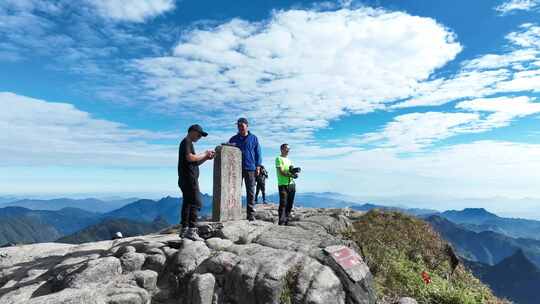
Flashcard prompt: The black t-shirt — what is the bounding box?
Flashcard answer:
[178,138,199,188]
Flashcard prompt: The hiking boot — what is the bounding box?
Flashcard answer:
[179,227,187,238]
[184,228,204,241]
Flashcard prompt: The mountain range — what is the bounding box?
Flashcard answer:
[464,250,540,304]
[0,197,139,213]
[424,211,540,304]
[104,195,209,224]
[0,206,102,244]
[0,213,62,245]
[57,217,169,244]
[0,196,208,246]
[439,208,540,240]
[426,215,540,268]
[265,192,437,216]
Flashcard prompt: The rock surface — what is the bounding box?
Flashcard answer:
[0,204,377,304]
[396,297,418,304]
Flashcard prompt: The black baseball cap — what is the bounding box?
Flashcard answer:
[188,124,208,137]
[237,117,248,125]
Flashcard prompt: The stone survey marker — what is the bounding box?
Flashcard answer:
[325,245,370,282]
[212,144,243,221]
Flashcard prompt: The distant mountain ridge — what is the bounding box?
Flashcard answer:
[438,208,540,240]
[265,192,437,216]
[0,206,102,240]
[426,215,540,268]
[0,197,19,204]
[0,197,139,213]
[56,217,169,244]
[104,195,212,225]
[3,193,540,248]
[464,250,540,304]
[441,208,499,224]
[0,213,61,245]
[0,196,213,245]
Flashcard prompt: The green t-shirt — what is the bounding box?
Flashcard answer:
[275,156,294,186]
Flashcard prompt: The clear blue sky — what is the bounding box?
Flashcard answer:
[2,0,540,213]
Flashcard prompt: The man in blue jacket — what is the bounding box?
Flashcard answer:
[229,117,262,221]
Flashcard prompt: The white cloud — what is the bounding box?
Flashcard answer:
[457,96,540,114]
[392,69,508,108]
[394,23,540,109]
[496,69,540,92]
[0,92,178,166]
[367,96,540,151]
[456,96,540,131]
[461,49,538,71]
[0,0,63,14]
[135,8,462,143]
[0,0,169,110]
[0,0,164,68]
[89,0,175,22]
[506,23,540,48]
[361,112,480,151]
[495,0,539,14]
[295,141,540,199]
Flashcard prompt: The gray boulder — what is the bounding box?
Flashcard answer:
[205,237,233,251]
[218,220,272,244]
[26,288,105,304]
[396,297,418,304]
[60,257,122,289]
[143,253,166,273]
[296,259,346,304]
[105,283,150,304]
[132,270,158,291]
[114,245,136,258]
[120,252,146,273]
[172,239,211,278]
[188,273,215,304]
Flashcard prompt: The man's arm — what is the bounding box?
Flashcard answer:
[187,150,214,164]
[255,136,262,175]
[189,150,215,163]
[185,140,214,163]
[278,167,289,176]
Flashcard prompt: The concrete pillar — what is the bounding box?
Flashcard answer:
[212,145,242,221]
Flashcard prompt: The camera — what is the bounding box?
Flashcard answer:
[289,166,301,179]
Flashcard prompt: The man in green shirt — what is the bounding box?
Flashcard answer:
[275,143,296,225]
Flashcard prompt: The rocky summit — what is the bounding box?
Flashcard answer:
[0,204,378,304]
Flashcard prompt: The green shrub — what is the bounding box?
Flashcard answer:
[346,210,508,304]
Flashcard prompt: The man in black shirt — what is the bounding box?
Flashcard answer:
[178,124,215,241]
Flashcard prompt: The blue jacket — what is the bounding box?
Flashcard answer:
[229,132,262,171]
